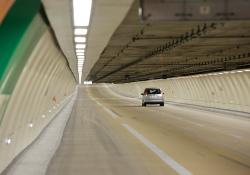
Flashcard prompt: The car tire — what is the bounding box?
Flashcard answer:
[142,103,146,107]
[160,103,164,106]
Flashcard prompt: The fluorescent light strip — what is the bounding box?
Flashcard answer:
[76,44,86,49]
[77,53,85,56]
[75,36,86,43]
[76,49,85,53]
[73,0,92,26]
[74,28,88,35]
[77,56,85,59]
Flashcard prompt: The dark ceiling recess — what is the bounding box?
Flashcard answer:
[87,0,250,83]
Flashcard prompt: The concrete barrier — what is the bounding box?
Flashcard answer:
[108,69,250,113]
[0,15,76,173]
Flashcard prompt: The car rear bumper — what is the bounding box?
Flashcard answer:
[143,100,164,104]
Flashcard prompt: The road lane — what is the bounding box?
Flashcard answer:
[87,85,250,175]
[46,85,250,175]
[46,86,178,175]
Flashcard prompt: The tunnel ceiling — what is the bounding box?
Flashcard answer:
[87,1,250,83]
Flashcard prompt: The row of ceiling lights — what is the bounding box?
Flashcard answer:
[73,0,92,83]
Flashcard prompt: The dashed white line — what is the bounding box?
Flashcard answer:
[122,123,192,175]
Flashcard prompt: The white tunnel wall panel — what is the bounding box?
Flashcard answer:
[108,70,250,114]
[0,16,76,173]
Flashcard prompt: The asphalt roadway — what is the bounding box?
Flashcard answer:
[46,85,250,175]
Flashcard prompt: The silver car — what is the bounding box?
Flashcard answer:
[141,88,164,106]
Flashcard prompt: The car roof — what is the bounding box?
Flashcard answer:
[145,88,160,90]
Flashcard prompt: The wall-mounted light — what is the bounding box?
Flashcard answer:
[28,123,33,128]
[4,138,12,145]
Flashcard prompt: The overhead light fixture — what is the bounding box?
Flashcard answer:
[73,0,92,26]
[77,53,84,56]
[76,44,86,49]
[76,49,85,53]
[75,36,86,43]
[78,73,82,83]
[74,28,88,35]
[77,55,85,59]
[84,81,92,85]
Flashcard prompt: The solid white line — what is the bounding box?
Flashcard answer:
[102,107,118,119]
[122,123,192,175]
[95,100,118,119]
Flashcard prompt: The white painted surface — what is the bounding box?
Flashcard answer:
[122,124,192,175]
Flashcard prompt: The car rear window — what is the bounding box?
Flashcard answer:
[145,89,161,94]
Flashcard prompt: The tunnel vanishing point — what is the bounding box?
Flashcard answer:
[1,0,250,175]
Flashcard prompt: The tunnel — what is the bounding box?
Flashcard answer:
[0,0,250,175]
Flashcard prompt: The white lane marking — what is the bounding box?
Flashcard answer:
[95,100,118,119]
[122,123,192,175]
[231,134,242,139]
[102,107,118,119]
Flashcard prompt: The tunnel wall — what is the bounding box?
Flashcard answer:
[0,14,76,172]
[108,70,250,113]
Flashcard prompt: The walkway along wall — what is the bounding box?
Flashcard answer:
[0,7,76,174]
[108,69,250,113]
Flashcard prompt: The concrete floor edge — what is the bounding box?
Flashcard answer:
[1,91,77,175]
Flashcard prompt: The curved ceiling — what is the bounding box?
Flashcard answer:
[42,0,78,80]
[87,1,250,83]
[42,0,135,83]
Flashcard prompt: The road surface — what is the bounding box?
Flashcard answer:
[46,85,250,175]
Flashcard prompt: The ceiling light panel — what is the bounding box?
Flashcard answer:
[76,49,85,53]
[73,0,92,26]
[74,28,88,35]
[77,56,85,59]
[76,44,86,49]
[75,36,86,43]
[77,52,85,56]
